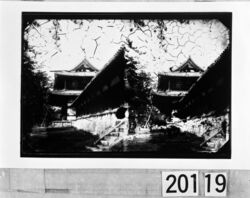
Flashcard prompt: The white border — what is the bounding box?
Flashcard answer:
[0,1,250,169]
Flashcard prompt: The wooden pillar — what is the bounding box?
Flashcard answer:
[64,78,67,90]
[168,79,171,91]
[128,108,136,134]
[61,103,67,120]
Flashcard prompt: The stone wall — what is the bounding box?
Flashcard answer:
[169,113,230,152]
[72,108,129,136]
[179,113,230,138]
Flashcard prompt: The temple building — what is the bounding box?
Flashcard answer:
[176,47,230,118]
[49,58,99,120]
[70,51,205,136]
[173,48,231,153]
[71,48,132,116]
[153,57,204,116]
[70,47,141,150]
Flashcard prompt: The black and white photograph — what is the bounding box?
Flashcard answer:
[21,12,231,158]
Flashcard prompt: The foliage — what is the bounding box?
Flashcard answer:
[126,65,154,130]
[22,39,53,137]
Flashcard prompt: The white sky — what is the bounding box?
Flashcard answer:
[25,19,230,79]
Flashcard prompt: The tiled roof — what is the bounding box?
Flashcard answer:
[173,57,204,73]
[70,58,99,72]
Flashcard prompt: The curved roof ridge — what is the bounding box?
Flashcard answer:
[70,57,99,72]
[71,46,125,107]
[173,56,204,72]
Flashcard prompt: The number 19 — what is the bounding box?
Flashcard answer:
[205,173,227,196]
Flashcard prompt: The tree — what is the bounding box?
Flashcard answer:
[21,37,52,141]
[125,62,154,132]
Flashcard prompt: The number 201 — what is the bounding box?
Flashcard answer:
[166,174,197,193]
[162,171,198,196]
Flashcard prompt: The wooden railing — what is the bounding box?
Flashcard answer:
[51,120,73,128]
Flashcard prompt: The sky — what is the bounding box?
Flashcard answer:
[25,19,230,80]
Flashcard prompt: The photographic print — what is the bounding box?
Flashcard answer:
[21,12,231,158]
